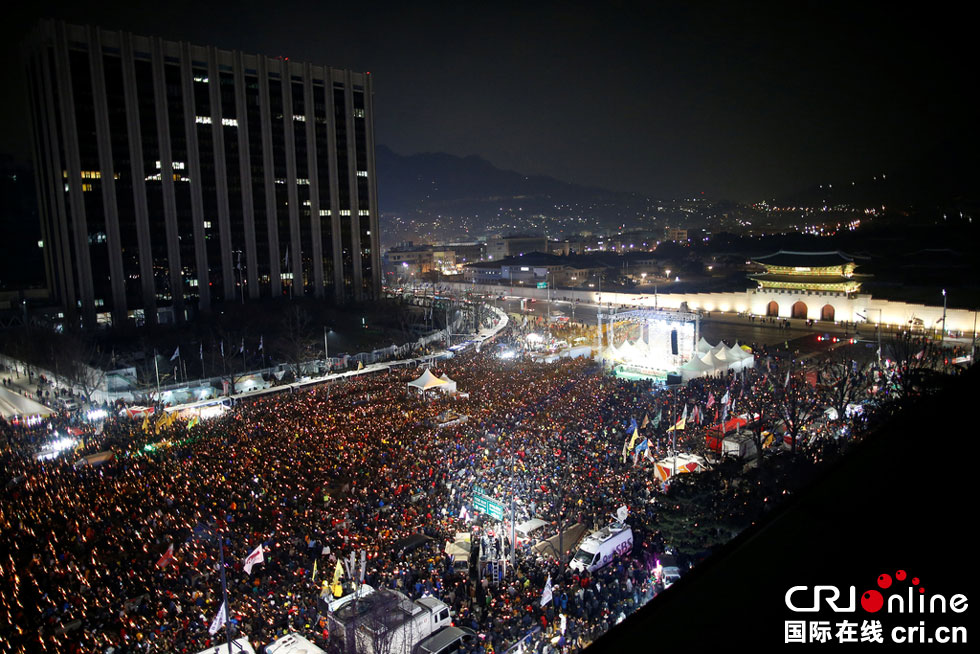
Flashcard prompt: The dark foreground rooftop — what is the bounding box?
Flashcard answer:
[590,366,978,652]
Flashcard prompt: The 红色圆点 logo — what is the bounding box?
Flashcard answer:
[783,570,969,645]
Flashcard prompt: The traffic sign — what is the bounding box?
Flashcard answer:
[473,492,505,520]
[536,282,548,289]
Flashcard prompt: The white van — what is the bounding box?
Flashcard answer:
[569,522,633,573]
[661,566,681,588]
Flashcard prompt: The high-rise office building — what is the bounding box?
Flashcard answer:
[24,20,381,327]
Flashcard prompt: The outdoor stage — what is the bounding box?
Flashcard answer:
[597,308,700,382]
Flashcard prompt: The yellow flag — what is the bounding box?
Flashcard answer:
[332,560,343,586]
[142,413,150,431]
[627,423,640,451]
[312,559,318,581]
[357,361,364,371]
[666,416,686,432]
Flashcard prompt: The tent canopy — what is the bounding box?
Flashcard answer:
[681,356,714,373]
[678,340,756,382]
[407,368,448,391]
[709,343,733,361]
[729,342,753,360]
[438,373,458,393]
[680,351,727,381]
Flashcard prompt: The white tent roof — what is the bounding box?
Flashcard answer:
[681,356,714,373]
[695,337,714,354]
[681,351,727,381]
[0,387,55,418]
[407,368,448,391]
[729,342,753,360]
[709,343,734,362]
[438,373,458,393]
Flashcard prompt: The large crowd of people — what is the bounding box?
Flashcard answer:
[0,325,964,654]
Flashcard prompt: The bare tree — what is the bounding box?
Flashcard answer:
[274,305,317,378]
[58,331,108,404]
[882,329,943,400]
[818,349,870,420]
[773,366,819,454]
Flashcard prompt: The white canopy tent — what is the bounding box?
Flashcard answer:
[736,342,755,360]
[729,342,755,370]
[0,387,55,419]
[407,368,449,394]
[678,340,755,381]
[679,353,720,382]
[438,373,458,394]
[708,343,734,362]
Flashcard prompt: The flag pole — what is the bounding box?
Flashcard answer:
[217,530,233,654]
[671,396,676,478]
[154,349,160,396]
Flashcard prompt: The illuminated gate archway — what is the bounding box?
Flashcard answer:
[821,304,835,322]
[766,301,779,317]
[792,301,808,320]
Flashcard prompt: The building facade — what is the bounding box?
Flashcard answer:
[25,20,381,326]
[464,253,604,287]
[485,235,548,261]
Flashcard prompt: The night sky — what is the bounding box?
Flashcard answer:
[2,1,974,202]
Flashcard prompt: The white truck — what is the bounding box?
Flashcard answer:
[329,590,452,654]
[569,522,633,573]
[192,638,257,654]
[266,633,328,654]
